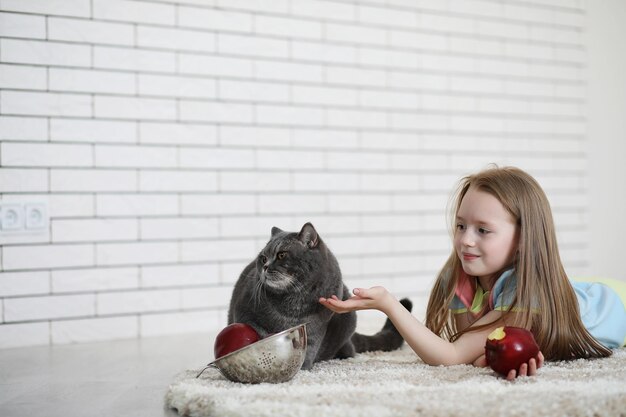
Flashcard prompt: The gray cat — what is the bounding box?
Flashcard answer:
[228,222,412,370]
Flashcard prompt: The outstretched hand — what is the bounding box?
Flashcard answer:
[319,286,392,314]
[473,351,545,381]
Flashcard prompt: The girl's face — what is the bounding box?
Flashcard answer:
[454,187,519,281]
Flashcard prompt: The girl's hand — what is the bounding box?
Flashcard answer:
[319,286,393,313]
[474,351,544,381]
[472,354,488,368]
[504,351,544,381]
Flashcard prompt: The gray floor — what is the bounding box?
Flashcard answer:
[0,332,216,417]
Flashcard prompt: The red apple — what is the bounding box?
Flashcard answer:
[214,323,260,359]
[485,326,540,376]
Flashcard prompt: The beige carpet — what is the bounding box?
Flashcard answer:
[165,346,626,417]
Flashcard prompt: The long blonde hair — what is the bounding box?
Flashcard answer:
[425,166,611,361]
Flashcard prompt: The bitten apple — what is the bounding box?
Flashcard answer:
[214,323,260,359]
[485,326,540,376]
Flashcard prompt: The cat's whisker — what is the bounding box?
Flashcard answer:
[285,274,304,294]
[251,274,266,308]
[264,271,301,292]
[257,278,267,306]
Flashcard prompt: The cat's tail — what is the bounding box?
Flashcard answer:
[351,298,413,353]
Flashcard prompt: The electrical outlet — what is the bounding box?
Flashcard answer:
[0,204,24,231]
[0,201,49,234]
[25,203,48,230]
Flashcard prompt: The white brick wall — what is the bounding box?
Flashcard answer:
[0,0,591,348]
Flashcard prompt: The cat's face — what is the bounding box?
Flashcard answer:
[256,223,320,292]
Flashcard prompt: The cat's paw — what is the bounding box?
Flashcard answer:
[300,360,314,371]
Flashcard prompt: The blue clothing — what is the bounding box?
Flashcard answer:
[449,269,626,349]
[573,280,626,348]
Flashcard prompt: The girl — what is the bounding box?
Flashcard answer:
[320,166,626,380]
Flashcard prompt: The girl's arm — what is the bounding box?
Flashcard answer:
[320,286,543,380]
[452,302,544,377]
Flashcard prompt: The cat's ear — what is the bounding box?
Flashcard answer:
[297,222,319,248]
[271,226,283,236]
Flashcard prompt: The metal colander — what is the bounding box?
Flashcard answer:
[196,323,307,384]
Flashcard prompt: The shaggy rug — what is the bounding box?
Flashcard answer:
[165,346,626,417]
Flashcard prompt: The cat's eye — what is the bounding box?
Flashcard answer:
[277,251,286,260]
[260,255,267,264]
